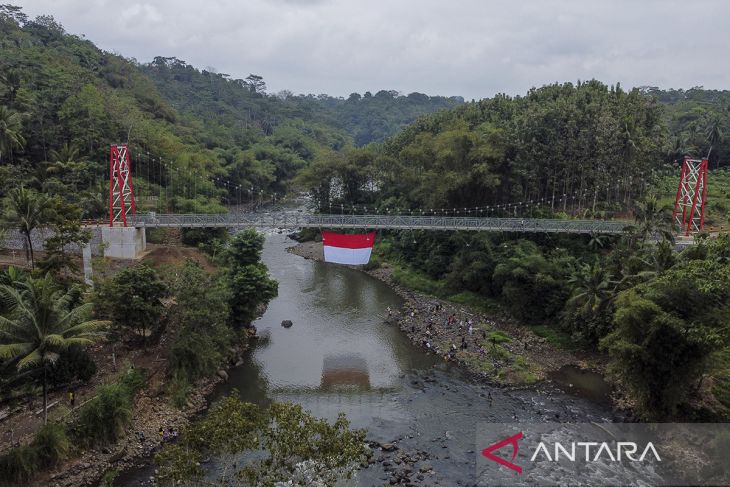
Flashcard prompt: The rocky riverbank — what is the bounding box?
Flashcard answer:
[287,240,601,387]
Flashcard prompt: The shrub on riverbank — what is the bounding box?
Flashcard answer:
[155,396,367,485]
[93,264,168,348]
[224,230,278,327]
[0,444,38,486]
[0,422,71,486]
[71,367,145,447]
[32,422,70,468]
[163,259,236,406]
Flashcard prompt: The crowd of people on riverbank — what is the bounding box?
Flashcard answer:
[135,426,178,455]
[388,297,505,371]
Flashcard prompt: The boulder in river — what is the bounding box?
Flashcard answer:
[381,442,398,452]
[281,319,293,328]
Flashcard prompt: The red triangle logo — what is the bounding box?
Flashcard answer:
[481,431,523,474]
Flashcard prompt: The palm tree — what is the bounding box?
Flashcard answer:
[587,233,609,252]
[632,240,676,281]
[0,105,25,163]
[0,71,21,105]
[4,187,55,269]
[705,115,723,166]
[566,262,615,316]
[0,276,108,423]
[667,135,688,163]
[47,143,91,191]
[633,195,675,243]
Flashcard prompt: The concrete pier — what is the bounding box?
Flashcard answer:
[101,226,146,259]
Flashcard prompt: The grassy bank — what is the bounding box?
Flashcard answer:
[0,368,144,486]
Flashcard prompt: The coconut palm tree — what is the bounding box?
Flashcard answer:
[0,276,108,423]
[705,115,723,166]
[0,71,21,105]
[3,186,54,269]
[45,143,92,192]
[631,240,676,282]
[633,195,675,243]
[587,233,609,252]
[667,135,688,163]
[0,105,25,163]
[566,261,615,316]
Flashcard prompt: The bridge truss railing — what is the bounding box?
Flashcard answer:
[129,213,629,234]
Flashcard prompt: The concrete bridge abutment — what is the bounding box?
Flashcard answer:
[101,226,146,259]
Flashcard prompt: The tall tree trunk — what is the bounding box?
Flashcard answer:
[26,232,35,269]
[43,365,48,425]
[23,232,31,266]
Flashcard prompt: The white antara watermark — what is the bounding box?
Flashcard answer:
[530,441,661,463]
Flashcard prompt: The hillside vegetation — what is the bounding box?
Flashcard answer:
[0,5,458,217]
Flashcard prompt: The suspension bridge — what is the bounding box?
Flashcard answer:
[107,142,637,234]
[1,145,706,262]
[128,212,628,234]
[101,144,710,258]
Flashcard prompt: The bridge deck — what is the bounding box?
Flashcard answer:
[129,213,629,234]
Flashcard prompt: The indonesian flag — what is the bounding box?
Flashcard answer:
[322,231,376,265]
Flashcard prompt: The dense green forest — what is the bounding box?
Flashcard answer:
[642,86,729,168]
[1,4,727,222]
[141,57,462,148]
[298,81,668,216]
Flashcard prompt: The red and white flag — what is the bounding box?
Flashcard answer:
[322,231,376,265]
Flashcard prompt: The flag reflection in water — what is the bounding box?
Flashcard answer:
[321,354,371,391]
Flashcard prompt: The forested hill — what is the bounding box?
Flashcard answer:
[141,57,463,147]
[313,91,463,146]
[297,81,730,219]
[298,81,667,216]
[640,86,729,168]
[0,5,459,217]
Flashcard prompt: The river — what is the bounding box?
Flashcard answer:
[118,231,617,486]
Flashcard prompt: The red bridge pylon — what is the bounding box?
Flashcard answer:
[672,156,708,236]
[108,144,136,227]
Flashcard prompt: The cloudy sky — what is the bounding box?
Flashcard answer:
[17,0,730,100]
